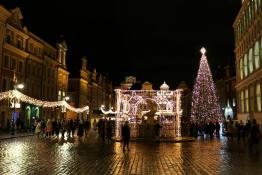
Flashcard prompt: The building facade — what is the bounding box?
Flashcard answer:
[215,65,236,121]
[67,57,113,121]
[0,6,69,129]
[233,0,262,125]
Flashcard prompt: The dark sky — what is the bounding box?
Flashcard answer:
[2,0,241,89]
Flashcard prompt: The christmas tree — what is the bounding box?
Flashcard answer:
[191,47,221,123]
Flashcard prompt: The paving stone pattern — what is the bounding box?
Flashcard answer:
[0,136,261,175]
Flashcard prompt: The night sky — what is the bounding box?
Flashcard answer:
[2,0,241,89]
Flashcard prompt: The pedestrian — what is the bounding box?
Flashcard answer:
[46,119,52,138]
[154,121,161,141]
[35,120,41,138]
[85,119,91,137]
[237,120,244,143]
[93,119,97,131]
[215,121,220,137]
[122,121,130,151]
[77,121,84,142]
[106,119,113,143]
[249,119,261,156]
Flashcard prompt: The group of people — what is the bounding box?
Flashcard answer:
[92,118,114,143]
[225,118,261,155]
[189,121,221,138]
[190,118,261,156]
[34,118,91,140]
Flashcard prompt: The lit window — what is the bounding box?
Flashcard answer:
[255,0,258,13]
[244,54,248,77]
[240,58,243,79]
[254,41,260,69]
[233,98,236,107]
[256,83,261,111]
[248,48,254,74]
[241,91,245,112]
[245,89,249,112]
[58,90,61,100]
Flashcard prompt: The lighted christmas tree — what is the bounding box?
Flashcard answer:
[191,47,221,123]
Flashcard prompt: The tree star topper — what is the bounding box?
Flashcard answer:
[200,47,206,55]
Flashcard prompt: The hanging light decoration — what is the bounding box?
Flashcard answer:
[0,90,89,113]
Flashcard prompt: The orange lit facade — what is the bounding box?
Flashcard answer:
[233,0,262,125]
[67,57,113,121]
[0,6,69,129]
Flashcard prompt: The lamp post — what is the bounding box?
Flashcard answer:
[10,83,24,135]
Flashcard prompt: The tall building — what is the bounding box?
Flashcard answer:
[0,6,69,129]
[233,0,262,124]
[215,65,236,120]
[67,56,113,121]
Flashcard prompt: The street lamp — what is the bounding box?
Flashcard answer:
[11,83,24,135]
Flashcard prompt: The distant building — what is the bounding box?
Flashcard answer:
[0,6,69,129]
[67,57,113,121]
[215,65,236,120]
[177,81,191,136]
[233,0,262,124]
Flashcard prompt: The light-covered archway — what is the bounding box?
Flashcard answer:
[114,82,183,138]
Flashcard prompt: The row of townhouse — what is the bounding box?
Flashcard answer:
[0,6,113,129]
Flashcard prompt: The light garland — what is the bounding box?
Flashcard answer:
[100,105,117,115]
[0,90,89,113]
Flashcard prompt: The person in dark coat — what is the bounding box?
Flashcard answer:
[77,122,84,142]
[106,119,113,143]
[249,119,261,155]
[122,121,130,151]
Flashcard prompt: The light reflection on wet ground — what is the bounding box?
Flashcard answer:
[0,136,261,175]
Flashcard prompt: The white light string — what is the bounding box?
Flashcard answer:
[0,90,89,113]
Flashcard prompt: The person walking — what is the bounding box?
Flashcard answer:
[35,120,41,138]
[77,121,84,142]
[122,121,130,151]
[249,119,261,156]
[46,119,52,138]
[106,119,113,143]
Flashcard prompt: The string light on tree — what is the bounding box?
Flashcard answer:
[191,47,222,123]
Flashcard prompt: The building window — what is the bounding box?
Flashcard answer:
[11,58,16,70]
[250,85,255,112]
[18,62,23,73]
[17,39,22,49]
[260,37,262,64]
[58,90,61,100]
[245,89,249,112]
[4,55,9,68]
[244,54,248,77]
[2,79,7,91]
[256,83,261,111]
[254,41,260,69]
[248,48,254,74]
[240,58,243,79]
[248,5,251,24]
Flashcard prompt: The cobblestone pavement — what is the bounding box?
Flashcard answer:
[0,134,261,175]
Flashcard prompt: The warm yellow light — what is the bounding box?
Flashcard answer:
[17,84,24,89]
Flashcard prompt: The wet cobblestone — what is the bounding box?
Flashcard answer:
[0,136,261,175]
